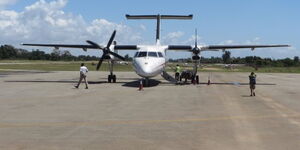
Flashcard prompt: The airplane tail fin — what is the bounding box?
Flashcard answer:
[126,14,193,44]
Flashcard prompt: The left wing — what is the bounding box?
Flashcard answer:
[22,43,98,51]
[167,44,290,51]
[22,43,139,51]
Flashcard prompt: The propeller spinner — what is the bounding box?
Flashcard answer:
[86,30,125,70]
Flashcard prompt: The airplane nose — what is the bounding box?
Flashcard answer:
[141,65,152,74]
[134,59,156,77]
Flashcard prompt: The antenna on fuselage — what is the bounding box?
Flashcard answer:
[126,14,193,45]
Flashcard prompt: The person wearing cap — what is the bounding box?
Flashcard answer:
[249,72,257,96]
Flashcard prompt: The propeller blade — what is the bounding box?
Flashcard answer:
[96,55,105,70]
[107,30,116,48]
[86,40,104,49]
[195,29,198,47]
[108,51,125,60]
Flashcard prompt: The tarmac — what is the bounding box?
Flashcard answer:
[0,71,300,150]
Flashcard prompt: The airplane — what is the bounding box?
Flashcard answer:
[22,14,290,86]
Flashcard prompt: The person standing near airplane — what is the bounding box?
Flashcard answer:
[75,63,89,89]
[249,72,257,96]
[175,64,182,81]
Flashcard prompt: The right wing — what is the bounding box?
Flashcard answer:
[202,45,290,51]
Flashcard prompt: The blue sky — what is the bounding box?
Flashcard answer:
[1,0,299,59]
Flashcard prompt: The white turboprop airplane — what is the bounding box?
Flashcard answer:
[22,14,289,86]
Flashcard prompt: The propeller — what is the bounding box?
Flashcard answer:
[192,29,200,60]
[86,30,125,70]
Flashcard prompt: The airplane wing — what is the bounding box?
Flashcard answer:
[201,45,290,51]
[167,44,290,51]
[22,43,139,51]
[22,43,99,51]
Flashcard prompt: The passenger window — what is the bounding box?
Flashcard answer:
[148,52,158,57]
[158,52,164,57]
[137,52,147,57]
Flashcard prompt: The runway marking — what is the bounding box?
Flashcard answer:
[1,114,300,129]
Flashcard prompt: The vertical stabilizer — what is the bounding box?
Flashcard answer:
[126,14,193,44]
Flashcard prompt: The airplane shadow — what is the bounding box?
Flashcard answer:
[122,79,161,88]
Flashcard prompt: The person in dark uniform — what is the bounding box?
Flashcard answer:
[249,72,257,96]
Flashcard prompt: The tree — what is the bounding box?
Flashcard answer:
[124,54,132,61]
[294,56,299,66]
[0,45,17,59]
[222,51,231,64]
[29,50,46,60]
[61,50,74,61]
[50,49,61,61]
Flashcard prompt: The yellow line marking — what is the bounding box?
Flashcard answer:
[1,114,300,128]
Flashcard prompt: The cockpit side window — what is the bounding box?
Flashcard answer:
[157,52,164,57]
[134,52,139,57]
[148,52,158,57]
[137,52,147,57]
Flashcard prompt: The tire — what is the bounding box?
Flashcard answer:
[191,75,195,84]
[108,75,112,83]
[196,75,199,84]
[112,75,116,83]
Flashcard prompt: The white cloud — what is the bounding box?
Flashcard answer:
[161,31,185,44]
[219,40,235,45]
[161,31,203,46]
[0,0,18,9]
[0,0,142,55]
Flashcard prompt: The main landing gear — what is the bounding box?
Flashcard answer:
[191,75,199,84]
[108,74,116,83]
[108,60,117,83]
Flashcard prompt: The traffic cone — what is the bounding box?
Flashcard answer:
[139,80,143,91]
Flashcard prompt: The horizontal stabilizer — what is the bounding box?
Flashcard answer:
[126,14,193,20]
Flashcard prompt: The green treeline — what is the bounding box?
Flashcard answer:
[1,45,299,67]
[0,45,99,61]
[170,51,300,67]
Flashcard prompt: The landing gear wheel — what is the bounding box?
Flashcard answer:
[191,75,195,84]
[108,75,112,83]
[112,75,116,83]
[196,75,199,84]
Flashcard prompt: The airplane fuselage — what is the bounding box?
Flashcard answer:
[132,45,167,78]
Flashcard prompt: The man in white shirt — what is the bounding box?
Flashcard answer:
[75,63,89,89]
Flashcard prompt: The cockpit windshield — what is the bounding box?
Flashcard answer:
[134,51,164,58]
[148,52,158,57]
[136,52,147,57]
